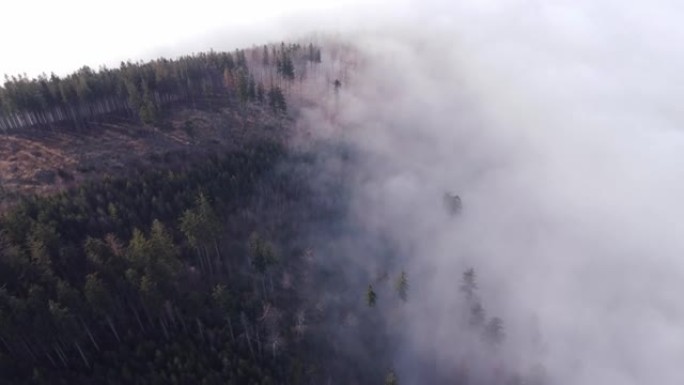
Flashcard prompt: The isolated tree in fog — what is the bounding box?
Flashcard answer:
[485,317,505,345]
[461,268,477,300]
[396,271,408,302]
[385,369,398,385]
[268,86,286,113]
[461,268,488,327]
[277,52,295,80]
[470,302,486,327]
[366,284,377,307]
[443,193,462,215]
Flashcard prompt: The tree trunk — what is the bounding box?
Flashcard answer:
[106,315,121,343]
[81,319,100,351]
[53,343,68,367]
[227,317,236,343]
[74,341,89,367]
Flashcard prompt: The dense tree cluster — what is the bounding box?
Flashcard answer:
[0,131,412,384]
[0,138,310,384]
[0,39,542,384]
[0,42,322,131]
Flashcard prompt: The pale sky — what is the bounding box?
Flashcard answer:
[0,0,390,78]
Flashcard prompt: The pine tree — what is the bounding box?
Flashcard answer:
[268,86,286,113]
[470,302,486,327]
[385,370,398,385]
[366,284,377,307]
[236,70,249,103]
[485,317,505,345]
[262,45,269,66]
[248,232,276,275]
[84,273,113,315]
[396,271,408,302]
[257,82,265,103]
[461,268,477,300]
[443,193,462,215]
[277,53,295,80]
[247,75,256,101]
[139,85,159,125]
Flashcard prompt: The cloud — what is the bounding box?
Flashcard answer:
[293,1,684,384]
[5,0,684,383]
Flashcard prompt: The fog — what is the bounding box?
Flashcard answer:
[290,1,684,384]
[0,0,376,77]
[6,0,684,383]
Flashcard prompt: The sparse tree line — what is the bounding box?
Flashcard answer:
[0,42,323,131]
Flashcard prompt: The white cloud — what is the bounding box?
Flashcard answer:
[0,0,377,76]
[293,1,684,383]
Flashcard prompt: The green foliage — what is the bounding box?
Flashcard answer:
[0,139,297,384]
[180,193,221,249]
[276,52,295,80]
[248,232,277,274]
[0,41,323,131]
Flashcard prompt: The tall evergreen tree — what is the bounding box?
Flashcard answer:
[366,284,377,307]
[396,271,408,302]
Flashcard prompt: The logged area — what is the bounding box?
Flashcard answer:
[0,104,284,207]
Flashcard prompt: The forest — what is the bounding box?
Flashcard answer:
[0,41,321,131]
[0,39,523,385]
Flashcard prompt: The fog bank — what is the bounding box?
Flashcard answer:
[294,2,684,384]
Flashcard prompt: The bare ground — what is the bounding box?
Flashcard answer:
[0,103,287,208]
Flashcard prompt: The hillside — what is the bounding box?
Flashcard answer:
[0,42,315,207]
[0,40,525,385]
[0,102,285,208]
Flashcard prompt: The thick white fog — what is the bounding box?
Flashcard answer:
[293,1,684,384]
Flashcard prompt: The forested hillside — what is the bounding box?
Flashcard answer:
[0,41,320,130]
[0,40,399,385]
[0,39,528,385]
[0,42,324,207]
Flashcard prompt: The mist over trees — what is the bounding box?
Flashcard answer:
[0,36,540,385]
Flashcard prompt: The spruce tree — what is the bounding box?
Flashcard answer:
[396,271,408,302]
[366,284,377,307]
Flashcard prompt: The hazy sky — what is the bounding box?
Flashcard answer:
[0,0,391,77]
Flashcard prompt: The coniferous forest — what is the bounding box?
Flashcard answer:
[0,41,319,131]
[0,40,519,385]
[0,41,401,385]
[2,3,674,383]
